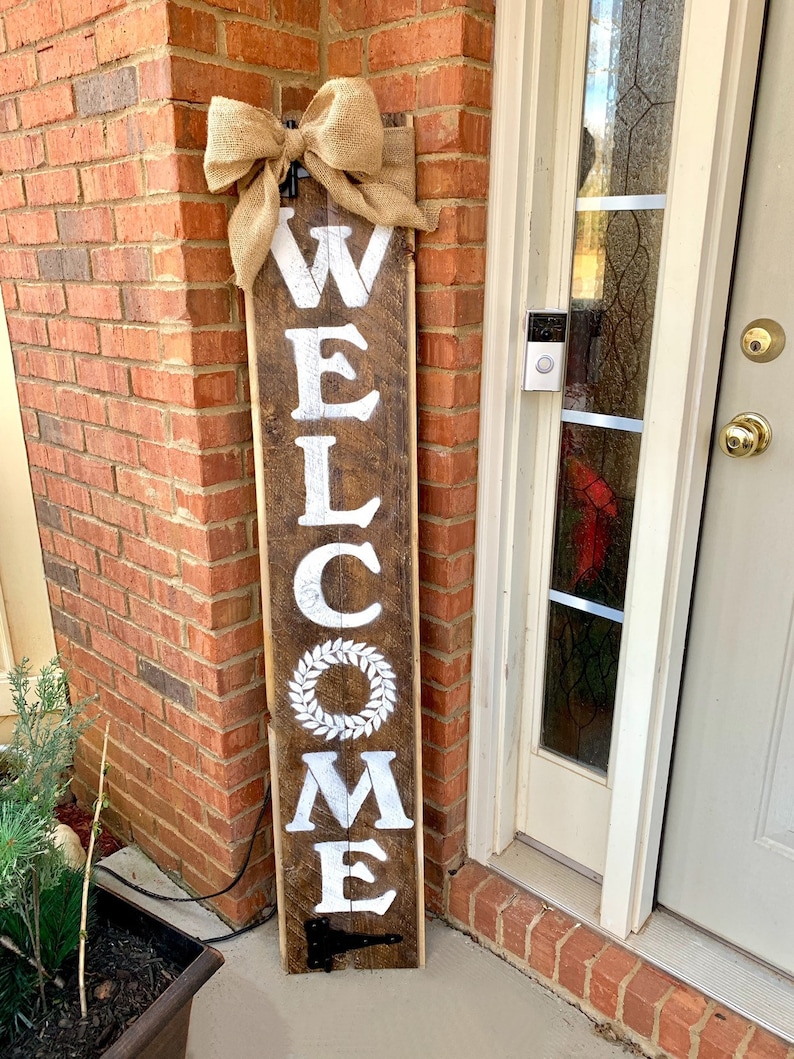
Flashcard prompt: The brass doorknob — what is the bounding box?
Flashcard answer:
[718,412,772,458]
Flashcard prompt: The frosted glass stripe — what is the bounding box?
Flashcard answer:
[576,194,666,212]
[560,409,644,433]
[549,589,624,625]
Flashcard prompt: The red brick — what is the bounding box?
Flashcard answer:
[65,284,121,320]
[20,84,76,130]
[124,535,178,577]
[417,246,486,287]
[37,29,98,82]
[131,366,237,408]
[106,398,167,441]
[328,38,363,77]
[49,318,99,355]
[8,211,58,246]
[588,947,640,1020]
[274,0,320,27]
[138,54,272,109]
[225,22,317,70]
[25,349,75,383]
[91,246,150,283]
[114,200,227,243]
[7,315,48,345]
[90,626,137,675]
[622,964,675,1039]
[57,207,113,244]
[100,325,159,361]
[658,985,711,1059]
[369,14,491,70]
[446,860,489,925]
[743,1028,791,1059]
[0,248,38,280]
[329,0,413,31]
[85,426,139,467]
[471,875,516,941]
[45,122,105,166]
[0,176,24,212]
[525,908,573,979]
[64,451,114,491]
[71,514,119,555]
[167,3,216,52]
[0,99,19,134]
[94,2,167,63]
[555,925,607,998]
[61,0,127,30]
[92,491,145,534]
[493,891,542,960]
[81,160,142,202]
[17,284,66,316]
[699,1008,753,1059]
[75,356,129,394]
[25,169,80,207]
[0,52,38,96]
[100,554,149,597]
[415,109,491,156]
[128,596,182,646]
[6,0,62,47]
[417,62,492,109]
[145,152,208,195]
[160,328,246,367]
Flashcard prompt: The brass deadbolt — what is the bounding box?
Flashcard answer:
[740,319,785,362]
[718,412,773,459]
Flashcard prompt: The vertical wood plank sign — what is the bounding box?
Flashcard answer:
[247,175,424,972]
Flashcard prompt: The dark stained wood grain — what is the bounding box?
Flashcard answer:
[248,174,424,973]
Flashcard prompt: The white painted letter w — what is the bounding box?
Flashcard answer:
[270,207,392,310]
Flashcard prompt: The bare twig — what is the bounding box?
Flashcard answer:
[0,934,64,987]
[78,722,109,1019]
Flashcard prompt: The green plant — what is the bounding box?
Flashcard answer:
[0,658,95,1039]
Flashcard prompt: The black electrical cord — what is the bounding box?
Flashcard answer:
[199,902,277,945]
[95,785,272,903]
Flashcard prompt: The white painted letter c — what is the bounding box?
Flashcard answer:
[293,542,382,628]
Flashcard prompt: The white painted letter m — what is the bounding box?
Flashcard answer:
[285,751,413,832]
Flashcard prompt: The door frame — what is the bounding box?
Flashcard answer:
[0,292,57,723]
[469,0,767,938]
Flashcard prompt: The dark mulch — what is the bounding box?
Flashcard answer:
[55,803,124,859]
[5,921,183,1058]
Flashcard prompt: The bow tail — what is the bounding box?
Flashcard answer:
[228,165,282,292]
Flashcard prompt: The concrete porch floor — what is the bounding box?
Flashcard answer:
[98,848,634,1059]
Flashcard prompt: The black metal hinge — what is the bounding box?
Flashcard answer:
[304,917,403,972]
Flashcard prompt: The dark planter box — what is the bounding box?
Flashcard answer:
[96,885,224,1059]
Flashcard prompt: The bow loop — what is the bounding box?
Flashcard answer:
[204,77,439,291]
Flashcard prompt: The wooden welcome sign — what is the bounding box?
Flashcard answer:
[246,173,424,972]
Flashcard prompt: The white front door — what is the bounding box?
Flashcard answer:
[658,0,794,975]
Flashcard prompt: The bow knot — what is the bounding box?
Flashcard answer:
[283,127,305,166]
[204,77,438,291]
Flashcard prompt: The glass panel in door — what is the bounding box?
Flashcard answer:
[540,0,686,775]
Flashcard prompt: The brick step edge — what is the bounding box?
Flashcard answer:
[443,861,793,1059]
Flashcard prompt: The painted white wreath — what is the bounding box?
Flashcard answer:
[288,639,397,741]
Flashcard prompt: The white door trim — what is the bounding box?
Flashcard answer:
[469,0,766,938]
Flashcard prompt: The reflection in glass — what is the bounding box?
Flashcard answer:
[567,209,664,419]
[550,425,640,609]
[580,0,685,200]
[539,0,685,774]
[542,603,621,774]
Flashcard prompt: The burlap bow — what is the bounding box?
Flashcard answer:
[203,78,439,292]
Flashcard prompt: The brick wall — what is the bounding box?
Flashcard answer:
[0,0,320,925]
[1,0,493,924]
